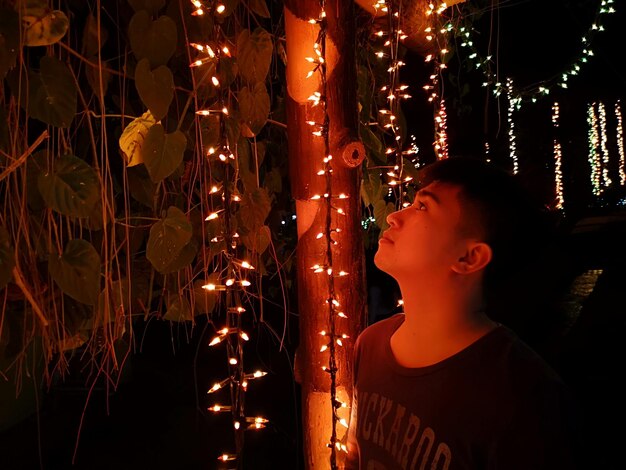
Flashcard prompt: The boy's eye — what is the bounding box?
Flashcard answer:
[414,201,426,211]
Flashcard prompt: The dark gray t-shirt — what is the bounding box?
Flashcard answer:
[345,313,583,469]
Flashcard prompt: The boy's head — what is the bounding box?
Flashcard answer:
[415,156,553,293]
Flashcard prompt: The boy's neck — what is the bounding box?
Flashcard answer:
[389,283,497,368]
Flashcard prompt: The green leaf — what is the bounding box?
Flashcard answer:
[127,165,156,208]
[48,239,101,305]
[26,150,48,211]
[160,238,197,274]
[192,277,218,315]
[263,168,282,195]
[164,296,192,322]
[81,197,111,231]
[359,124,386,166]
[37,154,101,218]
[239,83,270,137]
[0,9,19,79]
[0,226,15,289]
[237,27,272,83]
[142,124,186,182]
[15,56,78,128]
[248,0,270,18]
[238,187,271,232]
[226,117,241,145]
[240,224,271,255]
[128,11,177,67]
[128,0,166,15]
[146,206,193,273]
[82,13,108,57]
[85,56,112,101]
[134,58,174,121]
[219,56,238,87]
[368,169,384,201]
[119,110,157,167]
[22,8,69,46]
[373,200,395,232]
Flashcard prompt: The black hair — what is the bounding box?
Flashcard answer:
[417,156,558,297]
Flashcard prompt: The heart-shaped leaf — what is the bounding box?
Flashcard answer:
[26,150,48,211]
[22,8,69,46]
[12,56,77,128]
[85,56,112,101]
[0,226,15,289]
[126,165,156,208]
[128,0,166,15]
[160,238,197,274]
[37,154,101,218]
[164,296,192,322]
[238,187,271,232]
[373,200,395,232]
[146,206,193,273]
[142,124,186,182]
[119,110,157,167]
[82,13,108,57]
[135,58,174,121]
[48,239,101,305]
[128,11,177,67]
[238,83,270,137]
[240,224,271,255]
[0,9,19,79]
[219,56,238,87]
[237,27,272,83]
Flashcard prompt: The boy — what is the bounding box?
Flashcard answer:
[345,156,583,469]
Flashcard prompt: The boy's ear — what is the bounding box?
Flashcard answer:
[451,242,492,275]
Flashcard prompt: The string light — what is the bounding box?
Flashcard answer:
[598,102,612,189]
[422,2,452,160]
[307,3,350,467]
[552,102,564,210]
[187,1,268,464]
[506,78,519,174]
[587,102,601,196]
[453,0,617,105]
[616,100,625,186]
[369,0,420,208]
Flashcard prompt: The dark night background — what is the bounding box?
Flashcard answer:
[1,1,626,469]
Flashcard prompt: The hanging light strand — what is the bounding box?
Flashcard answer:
[371,0,418,208]
[587,102,602,196]
[308,2,350,466]
[616,100,625,186]
[454,0,617,106]
[189,1,267,464]
[598,101,612,189]
[552,102,565,210]
[506,77,519,174]
[424,2,451,159]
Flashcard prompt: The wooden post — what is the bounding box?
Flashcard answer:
[284,0,367,468]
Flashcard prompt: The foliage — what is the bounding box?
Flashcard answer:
[0,2,419,446]
[0,0,293,397]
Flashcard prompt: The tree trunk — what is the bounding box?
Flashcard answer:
[284,1,367,468]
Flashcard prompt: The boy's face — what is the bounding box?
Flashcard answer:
[374,181,478,282]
